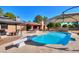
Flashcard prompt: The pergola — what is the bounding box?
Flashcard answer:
[62,6,79,23]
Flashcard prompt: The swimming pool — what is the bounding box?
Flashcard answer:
[31,32,71,45]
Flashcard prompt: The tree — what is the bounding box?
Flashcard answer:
[47,22,55,29]
[33,15,43,23]
[0,8,4,16]
[4,12,16,20]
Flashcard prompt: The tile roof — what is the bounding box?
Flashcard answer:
[0,16,41,25]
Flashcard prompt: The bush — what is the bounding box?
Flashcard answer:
[68,25,75,28]
[73,24,79,28]
[47,22,55,29]
[54,23,61,28]
[62,24,67,28]
[68,24,79,28]
[26,25,31,31]
[47,22,61,29]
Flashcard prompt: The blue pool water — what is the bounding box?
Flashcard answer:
[31,32,71,45]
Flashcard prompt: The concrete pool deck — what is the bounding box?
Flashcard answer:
[0,31,79,53]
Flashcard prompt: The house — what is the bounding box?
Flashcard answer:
[0,16,24,35]
[0,16,43,36]
[49,13,79,26]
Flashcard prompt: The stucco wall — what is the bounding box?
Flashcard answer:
[6,25,16,33]
[6,25,25,33]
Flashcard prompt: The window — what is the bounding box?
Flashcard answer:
[1,24,8,29]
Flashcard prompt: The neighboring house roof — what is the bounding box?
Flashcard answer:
[49,13,79,22]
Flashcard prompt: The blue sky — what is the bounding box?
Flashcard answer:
[0,6,79,22]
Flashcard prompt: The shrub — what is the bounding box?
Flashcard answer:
[68,25,75,28]
[73,24,79,28]
[26,25,31,31]
[62,24,67,28]
[54,22,61,28]
[47,22,55,29]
